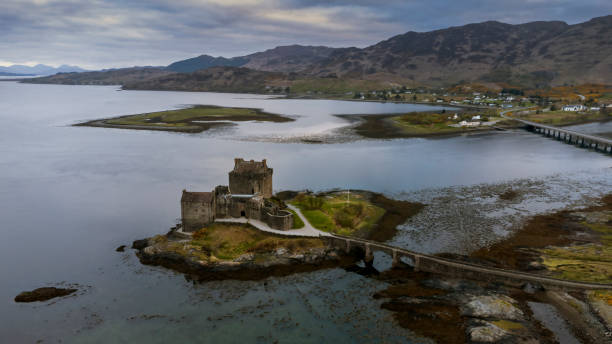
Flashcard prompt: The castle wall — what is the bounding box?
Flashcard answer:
[263,210,293,231]
[228,158,273,198]
[181,200,214,232]
[229,173,272,197]
[214,185,230,218]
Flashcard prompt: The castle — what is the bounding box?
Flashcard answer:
[180,158,293,232]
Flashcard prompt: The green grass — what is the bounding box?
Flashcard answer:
[287,209,305,229]
[104,105,291,127]
[517,110,611,126]
[290,192,385,236]
[538,217,612,283]
[389,111,498,136]
[164,223,324,261]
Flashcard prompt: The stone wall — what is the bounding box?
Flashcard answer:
[229,172,272,197]
[181,200,214,232]
[228,158,273,198]
[214,186,230,218]
[263,210,293,231]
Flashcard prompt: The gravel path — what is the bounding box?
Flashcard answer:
[216,206,330,237]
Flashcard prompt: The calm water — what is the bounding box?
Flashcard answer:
[0,82,610,343]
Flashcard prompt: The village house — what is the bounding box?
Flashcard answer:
[562,104,588,112]
[459,120,480,127]
[181,158,293,232]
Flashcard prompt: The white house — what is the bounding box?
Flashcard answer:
[589,107,600,111]
[471,115,481,121]
[562,105,587,112]
[459,120,480,127]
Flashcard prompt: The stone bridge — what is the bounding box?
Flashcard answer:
[502,110,612,154]
[325,234,612,292]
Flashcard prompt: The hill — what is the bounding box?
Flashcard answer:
[122,66,290,93]
[166,55,248,73]
[305,16,612,87]
[19,16,612,90]
[21,67,171,85]
[0,64,86,76]
[166,45,337,73]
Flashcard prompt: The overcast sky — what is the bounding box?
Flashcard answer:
[1,0,610,69]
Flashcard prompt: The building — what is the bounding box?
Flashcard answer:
[181,158,293,232]
[459,120,480,127]
[562,105,587,112]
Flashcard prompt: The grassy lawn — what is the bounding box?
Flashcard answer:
[103,105,292,127]
[157,223,324,262]
[289,192,385,236]
[287,208,305,229]
[517,110,611,126]
[389,111,497,136]
[538,216,612,284]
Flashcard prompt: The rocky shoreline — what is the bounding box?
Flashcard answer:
[132,226,356,282]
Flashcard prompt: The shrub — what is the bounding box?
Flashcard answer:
[304,196,324,210]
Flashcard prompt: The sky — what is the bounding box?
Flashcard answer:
[1,0,611,69]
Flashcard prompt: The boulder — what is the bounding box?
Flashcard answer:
[468,321,509,343]
[462,295,524,320]
[132,238,150,250]
[15,287,77,303]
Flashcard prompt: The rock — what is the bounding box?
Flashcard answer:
[527,261,545,271]
[116,245,126,252]
[274,248,287,256]
[573,211,611,224]
[522,282,543,294]
[234,253,255,262]
[15,287,77,303]
[132,238,150,250]
[462,295,524,320]
[468,321,509,343]
[289,254,305,260]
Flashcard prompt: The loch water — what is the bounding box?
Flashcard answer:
[0,82,610,343]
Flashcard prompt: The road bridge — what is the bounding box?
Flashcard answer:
[325,234,612,292]
[501,109,612,153]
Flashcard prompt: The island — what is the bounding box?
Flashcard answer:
[76,105,294,133]
[132,158,424,281]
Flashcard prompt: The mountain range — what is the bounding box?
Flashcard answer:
[22,15,612,91]
[0,64,86,76]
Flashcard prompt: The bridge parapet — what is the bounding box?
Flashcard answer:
[324,234,612,291]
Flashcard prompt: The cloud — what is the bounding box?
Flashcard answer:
[0,0,610,69]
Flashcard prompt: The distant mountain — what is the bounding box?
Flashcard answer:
[166,55,248,73]
[241,45,338,72]
[305,15,612,87]
[0,64,87,76]
[166,45,338,73]
[123,66,288,93]
[0,71,34,77]
[21,16,612,90]
[21,67,171,85]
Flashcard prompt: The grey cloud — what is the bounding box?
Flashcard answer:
[0,0,609,69]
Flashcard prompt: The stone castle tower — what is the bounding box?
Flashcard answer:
[181,158,292,232]
[228,158,273,198]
